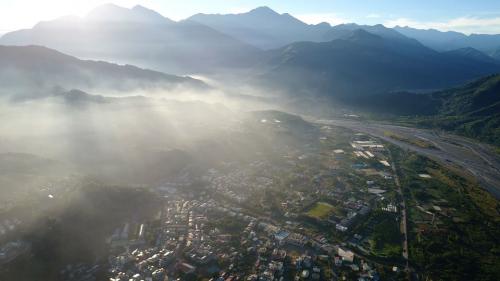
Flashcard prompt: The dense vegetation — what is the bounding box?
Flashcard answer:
[391,147,500,280]
[368,211,402,259]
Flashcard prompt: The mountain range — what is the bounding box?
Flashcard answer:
[3,5,500,71]
[394,26,500,56]
[188,7,331,49]
[0,4,262,74]
[188,7,500,96]
[0,4,500,101]
[188,7,500,60]
[257,29,500,96]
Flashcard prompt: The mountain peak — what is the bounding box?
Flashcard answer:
[132,4,174,23]
[132,4,148,10]
[315,22,331,28]
[346,29,382,42]
[86,3,170,24]
[248,6,279,16]
[445,47,497,63]
[86,3,126,16]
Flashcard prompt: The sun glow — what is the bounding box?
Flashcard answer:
[0,0,143,33]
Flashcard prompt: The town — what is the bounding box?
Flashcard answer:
[72,120,408,281]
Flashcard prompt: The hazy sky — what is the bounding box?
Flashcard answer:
[1,0,500,35]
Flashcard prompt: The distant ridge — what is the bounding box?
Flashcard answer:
[394,25,500,54]
[85,3,174,24]
[188,6,332,49]
[0,45,207,95]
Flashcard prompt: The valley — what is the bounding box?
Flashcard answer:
[0,2,499,281]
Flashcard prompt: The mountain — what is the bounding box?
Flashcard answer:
[86,4,173,24]
[0,45,206,96]
[188,6,331,49]
[188,9,423,50]
[0,4,262,74]
[431,74,500,117]
[52,89,109,105]
[325,23,420,45]
[393,26,466,50]
[491,48,500,61]
[46,89,152,106]
[258,29,500,97]
[444,47,498,64]
[413,74,500,146]
[394,26,500,54]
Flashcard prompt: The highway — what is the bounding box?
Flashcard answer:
[311,118,500,199]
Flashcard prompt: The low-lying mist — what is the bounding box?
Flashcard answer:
[0,81,299,202]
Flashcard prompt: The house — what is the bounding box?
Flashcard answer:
[334,256,342,266]
[336,224,348,232]
[274,230,290,244]
[338,247,354,263]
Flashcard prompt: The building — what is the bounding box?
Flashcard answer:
[338,247,354,263]
[177,262,196,274]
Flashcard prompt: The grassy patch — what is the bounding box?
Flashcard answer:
[370,215,402,258]
[356,210,402,259]
[384,131,437,149]
[306,202,335,219]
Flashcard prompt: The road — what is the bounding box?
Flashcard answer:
[311,118,500,199]
[387,149,411,280]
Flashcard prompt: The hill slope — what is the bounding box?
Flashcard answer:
[424,75,500,146]
[352,75,500,146]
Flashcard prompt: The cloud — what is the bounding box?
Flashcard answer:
[385,16,500,34]
[367,13,381,19]
[0,0,142,33]
[296,13,348,26]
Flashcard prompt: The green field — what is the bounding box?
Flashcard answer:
[306,202,335,219]
[369,212,402,258]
